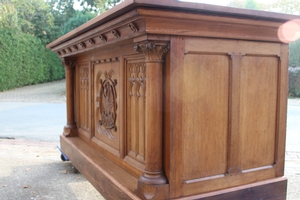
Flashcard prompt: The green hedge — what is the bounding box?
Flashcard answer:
[289,68,300,98]
[0,29,64,91]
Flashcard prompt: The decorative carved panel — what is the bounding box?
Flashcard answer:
[96,70,118,139]
[93,58,120,155]
[78,66,90,131]
[127,61,146,163]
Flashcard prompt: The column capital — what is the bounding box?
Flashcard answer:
[61,58,76,70]
[134,42,170,62]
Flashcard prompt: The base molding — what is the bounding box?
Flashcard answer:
[179,177,287,200]
[60,135,287,200]
[60,135,141,200]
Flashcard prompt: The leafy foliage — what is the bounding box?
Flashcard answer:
[95,0,123,13]
[244,0,258,10]
[63,11,96,34]
[0,29,64,91]
[0,1,19,30]
[270,0,300,15]
[1,0,55,44]
[289,68,300,97]
[289,39,300,67]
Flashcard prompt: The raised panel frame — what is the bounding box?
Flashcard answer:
[167,36,288,197]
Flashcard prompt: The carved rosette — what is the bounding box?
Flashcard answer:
[134,42,170,62]
[96,70,117,139]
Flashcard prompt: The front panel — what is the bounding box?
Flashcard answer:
[93,58,121,156]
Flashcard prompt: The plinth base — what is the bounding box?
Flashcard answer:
[60,135,287,200]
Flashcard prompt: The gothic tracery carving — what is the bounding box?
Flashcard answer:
[129,62,146,98]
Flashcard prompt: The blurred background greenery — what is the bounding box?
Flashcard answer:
[0,0,300,97]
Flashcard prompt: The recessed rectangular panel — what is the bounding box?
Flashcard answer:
[240,56,278,170]
[126,59,146,163]
[182,54,229,180]
[76,63,91,138]
[93,61,120,152]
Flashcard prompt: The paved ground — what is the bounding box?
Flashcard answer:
[0,80,299,199]
[0,80,105,200]
[0,80,66,103]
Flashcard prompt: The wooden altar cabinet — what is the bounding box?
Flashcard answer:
[47,0,297,199]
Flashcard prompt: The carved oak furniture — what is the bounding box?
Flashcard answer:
[47,1,297,199]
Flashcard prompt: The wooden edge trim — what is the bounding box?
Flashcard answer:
[60,135,141,200]
[177,177,287,200]
[47,0,297,49]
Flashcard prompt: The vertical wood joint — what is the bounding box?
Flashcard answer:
[227,52,244,174]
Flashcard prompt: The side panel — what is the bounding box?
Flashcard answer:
[182,54,229,181]
[175,37,286,196]
[240,56,278,170]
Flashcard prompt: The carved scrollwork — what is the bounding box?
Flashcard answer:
[128,23,138,33]
[111,30,120,38]
[134,42,170,62]
[96,70,117,139]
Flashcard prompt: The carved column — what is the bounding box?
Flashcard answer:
[134,42,170,185]
[62,58,77,137]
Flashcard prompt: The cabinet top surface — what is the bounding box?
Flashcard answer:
[47,0,300,50]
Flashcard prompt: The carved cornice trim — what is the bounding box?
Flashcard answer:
[128,23,138,33]
[79,42,86,49]
[88,38,95,45]
[134,42,170,62]
[53,20,143,57]
[111,29,120,38]
[93,57,118,64]
[72,45,78,51]
[61,58,76,70]
[99,34,107,42]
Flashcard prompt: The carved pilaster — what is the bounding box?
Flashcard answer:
[134,41,169,197]
[61,58,77,137]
